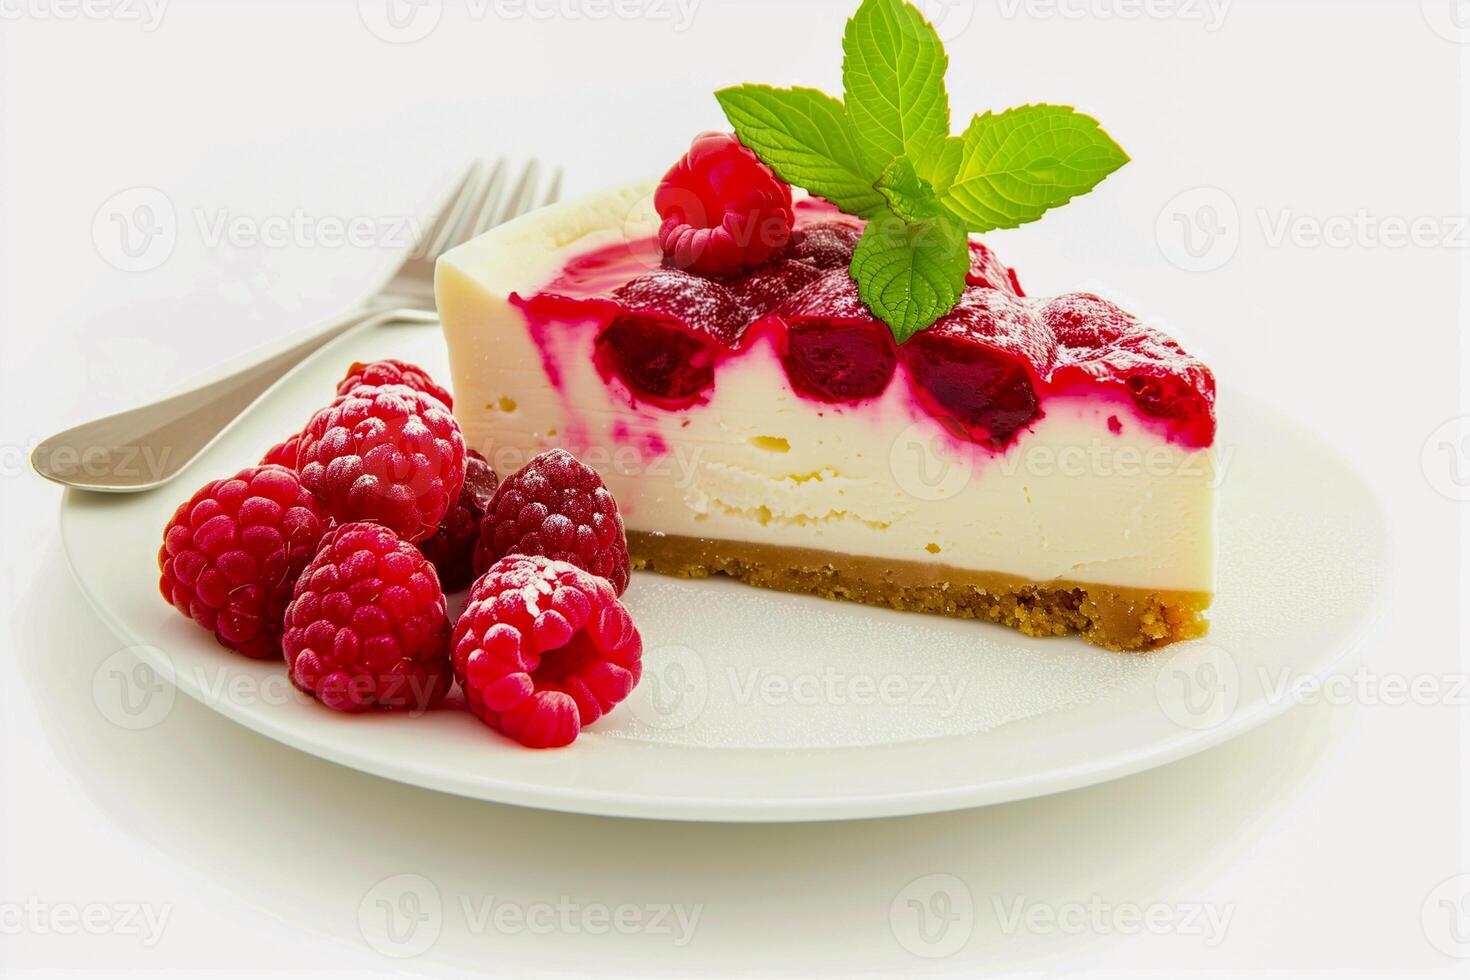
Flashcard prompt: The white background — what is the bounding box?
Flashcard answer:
[1,0,1466,976]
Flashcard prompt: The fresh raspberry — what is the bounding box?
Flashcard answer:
[596,268,746,407]
[336,358,453,410]
[967,240,1025,297]
[1040,293,1216,446]
[158,465,327,659]
[260,431,304,470]
[789,221,862,270]
[297,384,466,543]
[899,287,1054,447]
[774,269,897,402]
[452,555,642,748]
[655,131,794,276]
[728,258,824,319]
[474,449,630,595]
[283,522,452,712]
[417,450,499,592]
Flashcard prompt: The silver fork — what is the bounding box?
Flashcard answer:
[32,159,562,493]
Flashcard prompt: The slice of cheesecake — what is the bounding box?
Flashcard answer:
[436,181,1216,650]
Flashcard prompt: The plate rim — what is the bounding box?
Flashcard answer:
[56,316,1393,822]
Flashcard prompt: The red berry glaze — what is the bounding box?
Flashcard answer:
[260,431,305,470]
[417,449,499,592]
[596,268,746,407]
[967,240,1024,297]
[284,522,452,712]
[158,465,327,659]
[900,287,1053,447]
[775,269,897,402]
[453,554,642,748]
[729,258,825,319]
[1040,293,1216,446]
[789,220,862,270]
[297,384,466,543]
[336,358,453,410]
[655,131,794,277]
[474,448,630,595]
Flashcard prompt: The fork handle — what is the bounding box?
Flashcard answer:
[32,305,435,492]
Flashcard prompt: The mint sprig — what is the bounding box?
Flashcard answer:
[840,0,949,173]
[942,105,1131,231]
[715,0,1129,340]
[852,210,968,343]
[714,85,883,216]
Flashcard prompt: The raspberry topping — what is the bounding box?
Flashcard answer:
[474,449,630,595]
[596,268,746,407]
[336,358,453,410]
[284,522,452,712]
[775,269,897,402]
[297,384,466,543]
[728,258,825,319]
[520,183,1216,449]
[417,449,499,592]
[453,554,642,748]
[1040,293,1217,446]
[967,240,1025,297]
[655,131,794,276]
[260,431,304,470]
[789,220,862,270]
[900,287,1053,447]
[158,465,327,660]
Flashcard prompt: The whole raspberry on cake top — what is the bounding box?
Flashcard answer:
[655,131,794,277]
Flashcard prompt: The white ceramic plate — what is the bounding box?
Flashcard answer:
[60,314,1389,822]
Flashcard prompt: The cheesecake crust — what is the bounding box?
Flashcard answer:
[628,531,1210,652]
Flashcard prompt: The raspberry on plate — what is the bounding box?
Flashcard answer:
[417,449,499,593]
[297,383,466,543]
[284,522,453,712]
[474,449,630,595]
[336,358,453,410]
[655,131,794,277]
[158,464,327,659]
[453,554,642,748]
[260,431,305,470]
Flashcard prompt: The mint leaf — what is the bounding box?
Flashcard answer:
[873,156,939,222]
[913,135,962,196]
[850,210,968,342]
[716,84,885,216]
[842,0,950,175]
[941,104,1129,232]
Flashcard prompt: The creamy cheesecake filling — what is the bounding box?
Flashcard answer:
[437,182,1217,641]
